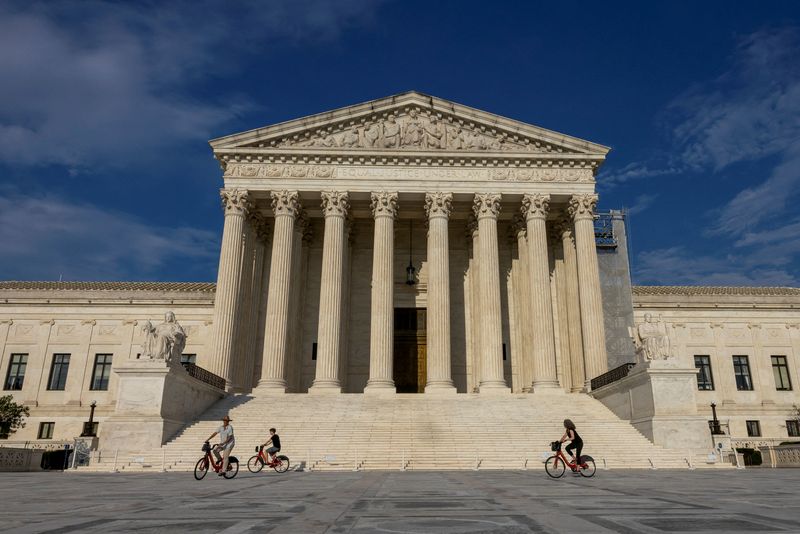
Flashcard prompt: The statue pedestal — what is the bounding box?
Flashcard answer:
[591,360,710,453]
[101,360,224,451]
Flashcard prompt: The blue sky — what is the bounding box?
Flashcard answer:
[1,1,799,286]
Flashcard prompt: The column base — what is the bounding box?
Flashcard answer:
[253,379,288,394]
[478,381,511,395]
[531,380,562,392]
[364,383,396,396]
[425,381,457,395]
[309,381,342,395]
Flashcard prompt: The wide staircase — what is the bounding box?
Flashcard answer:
[85,392,725,472]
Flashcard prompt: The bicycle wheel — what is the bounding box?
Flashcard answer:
[194,457,209,480]
[223,458,239,479]
[545,455,565,478]
[247,455,264,473]
[273,455,290,473]
[579,456,596,478]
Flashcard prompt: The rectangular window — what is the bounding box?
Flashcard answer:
[38,422,54,439]
[746,420,761,437]
[180,353,196,365]
[771,356,792,391]
[47,354,70,391]
[694,355,714,391]
[4,354,28,391]
[90,354,113,391]
[787,420,800,437]
[733,355,753,391]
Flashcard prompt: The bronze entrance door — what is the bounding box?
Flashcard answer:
[393,308,427,393]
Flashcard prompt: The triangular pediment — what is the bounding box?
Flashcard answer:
[210,91,610,157]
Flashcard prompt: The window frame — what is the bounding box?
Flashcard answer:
[745,420,761,437]
[771,355,792,391]
[694,355,715,391]
[38,422,54,440]
[732,355,754,391]
[89,353,113,391]
[47,353,71,391]
[787,420,800,437]
[4,353,28,391]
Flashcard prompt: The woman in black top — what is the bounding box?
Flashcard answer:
[560,419,583,470]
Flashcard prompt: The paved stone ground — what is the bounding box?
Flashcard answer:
[1,469,799,533]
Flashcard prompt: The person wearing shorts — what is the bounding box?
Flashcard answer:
[261,427,281,464]
[207,415,235,475]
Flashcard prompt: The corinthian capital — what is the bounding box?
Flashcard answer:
[320,191,350,217]
[425,192,453,219]
[567,194,598,221]
[270,190,301,217]
[521,193,550,221]
[473,193,502,220]
[220,189,251,216]
[371,191,399,218]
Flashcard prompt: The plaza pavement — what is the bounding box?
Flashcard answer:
[1,469,799,533]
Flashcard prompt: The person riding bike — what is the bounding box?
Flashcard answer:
[560,419,583,472]
[207,415,235,476]
[260,427,281,465]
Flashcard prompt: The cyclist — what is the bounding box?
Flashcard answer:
[260,427,281,465]
[207,415,235,476]
[560,419,583,472]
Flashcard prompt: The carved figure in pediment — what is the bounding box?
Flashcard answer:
[446,127,465,150]
[341,126,360,148]
[423,116,445,149]
[364,122,381,147]
[382,115,400,148]
[629,313,672,362]
[402,109,423,147]
[465,130,487,150]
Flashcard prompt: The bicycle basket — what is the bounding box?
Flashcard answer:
[202,441,211,453]
[550,441,561,452]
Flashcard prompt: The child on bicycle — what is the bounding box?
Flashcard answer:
[560,419,583,471]
[260,427,281,465]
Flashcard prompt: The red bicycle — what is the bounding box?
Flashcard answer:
[247,446,290,473]
[194,441,240,480]
[545,441,596,478]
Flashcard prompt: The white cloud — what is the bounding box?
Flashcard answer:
[625,193,659,216]
[597,161,680,189]
[0,193,219,280]
[0,1,383,172]
[634,246,798,286]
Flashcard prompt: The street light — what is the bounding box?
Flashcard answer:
[710,402,723,435]
[81,401,97,437]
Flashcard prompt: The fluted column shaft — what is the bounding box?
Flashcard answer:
[365,192,398,393]
[310,191,350,393]
[474,193,509,392]
[230,220,256,391]
[210,189,250,389]
[522,194,560,390]
[425,192,456,393]
[258,191,300,392]
[569,194,608,388]
[512,216,534,392]
[561,220,586,391]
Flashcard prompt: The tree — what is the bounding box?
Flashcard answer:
[0,395,30,439]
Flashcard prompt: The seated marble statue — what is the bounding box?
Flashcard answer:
[140,311,186,363]
[629,313,672,362]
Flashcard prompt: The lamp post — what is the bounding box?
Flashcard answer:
[710,402,722,435]
[405,220,416,286]
[81,401,97,437]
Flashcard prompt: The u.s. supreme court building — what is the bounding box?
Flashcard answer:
[2,92,799,470]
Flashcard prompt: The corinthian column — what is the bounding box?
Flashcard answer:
[521,194,560,390]
[257,190,301,392]
[473,193,510,393]
[568,194,608,388]
[560,218,585,392]
[425,192,457,393]
[365,192,398,394]
[210,189,251,389]
[310,191,350,394]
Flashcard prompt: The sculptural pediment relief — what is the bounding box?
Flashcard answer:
[210,91,610,157]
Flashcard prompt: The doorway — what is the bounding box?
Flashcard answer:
[393,308,427,393]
